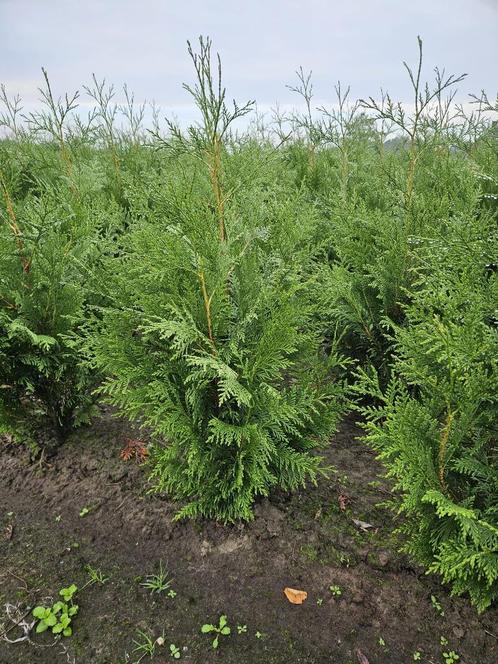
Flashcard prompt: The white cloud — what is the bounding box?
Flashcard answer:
[1,0,496,120]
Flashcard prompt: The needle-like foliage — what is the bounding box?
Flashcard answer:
[355,207,498,611]
[1,35,497,609]
[90,38,347,521]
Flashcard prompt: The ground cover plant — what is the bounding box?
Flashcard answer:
[32,583,78,637]
[0,33,497,663]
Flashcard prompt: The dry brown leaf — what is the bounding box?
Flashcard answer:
[120,439,149,463]
[355,648,370,664]
[283,587,307,604]
[338,493,349,511]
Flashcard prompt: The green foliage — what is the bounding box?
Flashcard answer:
[92,227,345,521]
[307,38,479,377]
[2,35,497,612]
[32,584,78,637]
[89,38,346,522]
[356,208,498,611]
[201,614,231,649]
[0,161,102,447]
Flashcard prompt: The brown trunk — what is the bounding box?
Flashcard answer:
[0,171,31,274]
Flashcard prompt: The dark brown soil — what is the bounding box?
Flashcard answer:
[0,410,496,664]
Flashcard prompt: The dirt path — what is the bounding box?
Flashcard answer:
[0,411,496,663]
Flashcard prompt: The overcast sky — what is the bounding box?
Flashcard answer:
[1,0,497,124]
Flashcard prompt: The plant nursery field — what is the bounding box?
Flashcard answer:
[0,37,497,664]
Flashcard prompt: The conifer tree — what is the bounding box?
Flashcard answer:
[90,38,347,521]
[355,207,498,611]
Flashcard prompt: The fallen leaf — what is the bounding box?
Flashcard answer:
[352,518,374,532]
[3,523,13,540]
[338,493,349,511]
[355,648,370,664]
[283,587,307,604]
[120,439,149,463]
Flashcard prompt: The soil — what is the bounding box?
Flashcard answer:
[0,410,496,664]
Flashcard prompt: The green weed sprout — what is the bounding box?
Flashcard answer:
[32,584,78,637]
[169,643,181,659]
[201,614,231,649]
[140,562,175,595]
[132,629,157,660]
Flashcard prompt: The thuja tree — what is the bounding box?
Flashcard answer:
[316,39,473,375]
[356,203,498,611]
[0,75,107,448]
[0,174,101,446]
[91,38,347,521]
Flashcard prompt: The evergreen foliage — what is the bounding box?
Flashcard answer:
[0,171,100,445]
[1,35,497,609]
[89,38,347,521]
[355,208,498,611]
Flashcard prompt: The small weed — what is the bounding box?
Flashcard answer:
[300,544,318,561]
[378,636,386,647]
[201,615,231,649]
[442,652,460,664]
[431,594,444,616]
[55,514,62,522]
[31,569,107,641]
[32,584,78,637]
[79,506,90,517]
[85,565,109,586]
[316,598,323,606]
[339,554,351,567]
[140,562,174,595]
[440,636,448,646]
[237,624,247,634]
[255,630,265,639]
[132,629,157,661]
[413,651,421,661]
[169,643,181,659]
[329,584,342,597]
